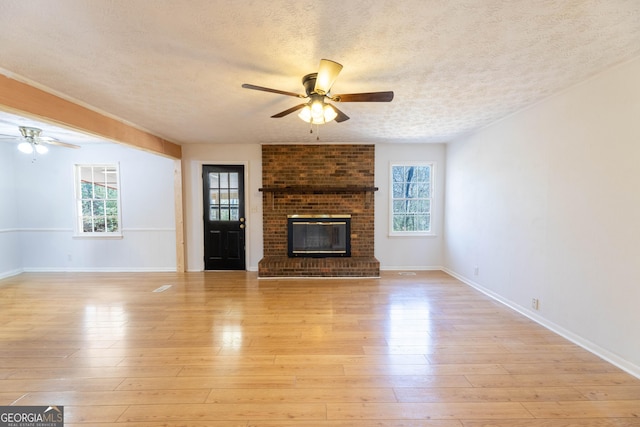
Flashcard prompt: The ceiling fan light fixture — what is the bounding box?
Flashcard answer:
[18,141,34,154]
[298,100,338,125]
[35,144,49,154]
[241,58,393,127]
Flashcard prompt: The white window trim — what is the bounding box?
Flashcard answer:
[389,161,436,237]
[73,163,123,238]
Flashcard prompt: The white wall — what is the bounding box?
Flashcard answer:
[375,143,446,270]
[444,57,640,376]
[181,142,447,272]
[4,142,177,274]
[0,142,20,278]
[182,143,263,271]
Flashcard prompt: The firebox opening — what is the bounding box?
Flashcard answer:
[287,215,351,258]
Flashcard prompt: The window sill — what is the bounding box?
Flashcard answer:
[388,232,438,238]
[73,233,123,239]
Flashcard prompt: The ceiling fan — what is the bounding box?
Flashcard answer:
[0,126,81,154]
[242,59,394,125]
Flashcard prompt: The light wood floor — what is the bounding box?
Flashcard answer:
[1,271,639,426]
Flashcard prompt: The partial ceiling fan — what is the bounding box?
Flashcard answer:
[242,59,393,125]
[0,126,81,155]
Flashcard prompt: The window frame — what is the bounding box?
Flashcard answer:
[389,162,435,237]
[74,163,123,238]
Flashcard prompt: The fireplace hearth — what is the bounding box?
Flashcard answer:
[288,215,351,258]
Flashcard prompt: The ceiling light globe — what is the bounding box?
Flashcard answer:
[323,105,338,123]
[298,106,312,123]
[310,101,325,123]
[18,142,34,154]
[35,144,49,154]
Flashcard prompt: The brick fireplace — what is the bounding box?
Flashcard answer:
[258,144,380,277]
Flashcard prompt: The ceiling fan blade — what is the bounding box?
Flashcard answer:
[330,104,350,123]
[332,91,394,102]
[313,59,343,95]
[242,83,305,98]
[39,137,81,149]
[271,104,307,118]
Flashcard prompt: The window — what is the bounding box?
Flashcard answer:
[75,164,122,236]
[390,163,433,235]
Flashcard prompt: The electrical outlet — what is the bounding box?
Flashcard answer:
[474,266,479,276]
[531,298,539,310]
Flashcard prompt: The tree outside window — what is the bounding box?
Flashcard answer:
[390,163,433,235]
[75,164,121,235]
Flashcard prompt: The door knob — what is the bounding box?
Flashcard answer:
[240,217,245,222]
[240,224,245,229]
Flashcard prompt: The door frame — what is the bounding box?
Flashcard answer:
[198,161,250,271]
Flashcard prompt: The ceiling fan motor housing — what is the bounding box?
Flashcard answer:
[19,126,42,140]
[302,73,318,96]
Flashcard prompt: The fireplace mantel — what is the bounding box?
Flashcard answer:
[259,186,378,194]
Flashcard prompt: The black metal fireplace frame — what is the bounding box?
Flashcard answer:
[287,214,351,258]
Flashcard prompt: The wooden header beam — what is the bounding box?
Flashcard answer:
[0,74,181,159]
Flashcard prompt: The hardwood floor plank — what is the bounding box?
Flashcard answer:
[0,357,123,368]
[248,421,464,427]
[295,374,473,388]
[326,402,533,420]
[117,375,297,390]
[462,420,640,427]
[66,423,247,427]
[205,387,397,404]
[118,403,327,422]
[575,385,640,400]
[343,363,509,376]
[63,405,128,424]
[522,400,640,418]
[465,373,640,388]
[394,386,589,403]
[6,366,182,379]
[0,377,125,392]
[178,364,345,377]
[16,389,210,405]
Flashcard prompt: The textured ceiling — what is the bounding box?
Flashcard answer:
[1,0,639,147]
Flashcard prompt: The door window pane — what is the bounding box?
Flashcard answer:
[209,173,219,189]
[229,172,238,188]
[209,189,219,205]
[220,189,229,205]
[209,206,219,221]
[229,190,239,206]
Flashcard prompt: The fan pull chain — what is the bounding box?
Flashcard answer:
[308,123,321,141]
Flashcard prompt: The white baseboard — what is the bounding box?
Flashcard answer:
[381,265,444,271]
[22,267,177,273]
[0,268,23,280]
[442,267,640,380]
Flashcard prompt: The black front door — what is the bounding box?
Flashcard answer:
[203,165,246,270]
